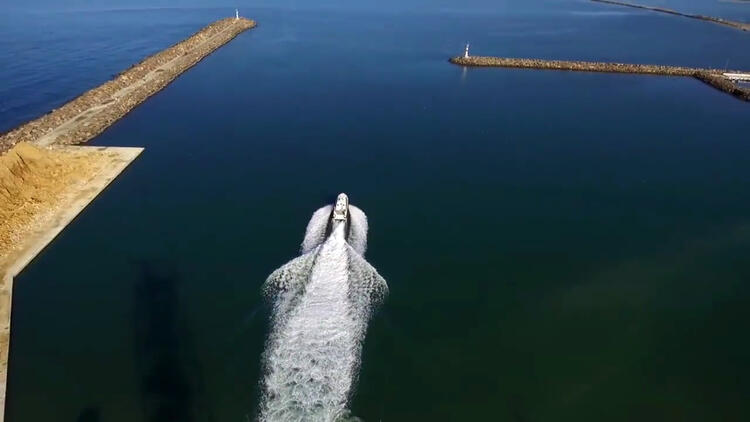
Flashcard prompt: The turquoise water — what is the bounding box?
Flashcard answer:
[3,1,750,421]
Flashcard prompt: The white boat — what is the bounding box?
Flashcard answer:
[332,193,349,222]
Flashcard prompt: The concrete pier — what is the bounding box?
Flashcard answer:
[724,73,750,82]
[450,56,750,102]
[0,145,143,422]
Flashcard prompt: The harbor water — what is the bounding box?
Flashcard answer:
[2,0,750,420]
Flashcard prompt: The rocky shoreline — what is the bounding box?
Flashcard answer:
[591,0,750,32]
[450,56,750,102]
[0,17,256,154]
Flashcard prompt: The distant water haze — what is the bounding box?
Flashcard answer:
[6,0,543,13]
[6,0,750,18]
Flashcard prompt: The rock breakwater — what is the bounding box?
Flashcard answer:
[450,56,750,102]
[451,56,702,76]
[591,0,750,32]
[0,17,256,153]
[694,72,750,101]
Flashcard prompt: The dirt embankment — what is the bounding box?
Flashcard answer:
[450,56,750,101]
[591,0,750,32]
[0,144,94,257]
[0,17,256,153]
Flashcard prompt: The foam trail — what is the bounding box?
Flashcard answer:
[260,204,387,422]
[301,205,332,254]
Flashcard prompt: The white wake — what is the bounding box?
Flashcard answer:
[260,205,387,422]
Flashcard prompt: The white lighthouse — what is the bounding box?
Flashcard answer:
[464,43,470,58]
[235,8,240,20]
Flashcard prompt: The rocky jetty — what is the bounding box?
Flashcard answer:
[694,72,750,101]
[450,56,750,102]
[0,17,256,154]
[591,0,750,32]
[450,56,702,76]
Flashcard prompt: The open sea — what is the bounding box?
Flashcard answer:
[2,0,750,421]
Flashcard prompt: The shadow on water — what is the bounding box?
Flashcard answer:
[76,407,101,422]
[133,261,212,422]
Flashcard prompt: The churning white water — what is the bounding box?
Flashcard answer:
[260,204,387,422]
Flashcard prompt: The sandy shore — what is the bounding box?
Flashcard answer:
[0,144,143,420]
[0,17,256,153]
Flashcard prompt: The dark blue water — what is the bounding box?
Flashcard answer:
[3,1,750,421]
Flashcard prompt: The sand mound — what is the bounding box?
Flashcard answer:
[0,143,91,256]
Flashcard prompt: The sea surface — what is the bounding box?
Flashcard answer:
[2,0,750,421]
